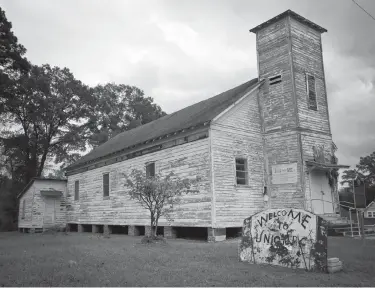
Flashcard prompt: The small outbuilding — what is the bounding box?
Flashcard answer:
[17,178,67,233]
[363,201,375,225]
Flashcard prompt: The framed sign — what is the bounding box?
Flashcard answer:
[271,162,298,184]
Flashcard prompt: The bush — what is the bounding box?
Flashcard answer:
[43,225,66,234]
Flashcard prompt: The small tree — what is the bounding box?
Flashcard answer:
[123,169,200,238]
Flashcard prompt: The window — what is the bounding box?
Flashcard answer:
[74,180,79,201]
[103,173,110,197]
[235,158,248,185]
[146,162,155,177]
[368,211,374,218]
[269,74,282,85]
[21,199,26,219]
[306,74,317,110]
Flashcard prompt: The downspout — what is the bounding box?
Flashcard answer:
[256,83,269,209]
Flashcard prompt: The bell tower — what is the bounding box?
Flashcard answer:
[250,10,343,213]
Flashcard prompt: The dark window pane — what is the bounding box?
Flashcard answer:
[307,75,317,110]
[103,174,109,197]
[146,162,155,177]
[22,199,25,219]
[74,180,79,200]
[236,159,245,165]
[235,158,248,185]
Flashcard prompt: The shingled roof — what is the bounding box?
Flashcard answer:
[67,77,259,170]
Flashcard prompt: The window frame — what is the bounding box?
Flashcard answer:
[74,180,79,201]
[146,162,156,177]
[103,173,110,198]
[21,199,26,219]
[235,157,249,186]
[306,73,318,111]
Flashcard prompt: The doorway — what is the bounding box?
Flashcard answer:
[310,169,334,214]
[44,198,56,226]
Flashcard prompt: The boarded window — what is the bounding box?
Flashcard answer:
[21,199,26,219]
[74,180,79,200]
[146,162,155,177]
[103,173,110,197]
[235,158,248,185]
[269,74,282,85]
[307,74,317,110]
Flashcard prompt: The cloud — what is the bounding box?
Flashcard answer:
[1,0,375,172]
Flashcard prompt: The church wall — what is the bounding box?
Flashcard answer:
[210,87,265,227]
[66,138,212,227]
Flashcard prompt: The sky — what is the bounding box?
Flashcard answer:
[1,0,374,172]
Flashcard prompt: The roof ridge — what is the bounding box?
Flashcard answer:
[67,78,258,171]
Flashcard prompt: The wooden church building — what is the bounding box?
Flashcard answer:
[18,10,349,241]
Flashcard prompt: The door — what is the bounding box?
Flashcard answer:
[310,170,334,214]
[44,198,56,226]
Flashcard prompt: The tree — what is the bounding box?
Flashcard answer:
[0,64,94,183]
[123,169,200,238]
[87,83,166,147]
[341,169,364,186]
[341,151,375,206]
[356,151,375,185]
[341,151,375,187]
[0,7,30,98]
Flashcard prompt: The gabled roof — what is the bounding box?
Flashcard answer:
[364,201,375,211]
[17,177,67,199]
[67,78,259,171]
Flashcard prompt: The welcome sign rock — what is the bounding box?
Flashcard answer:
[239,208,328,272]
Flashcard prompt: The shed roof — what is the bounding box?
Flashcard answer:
[17,177,67,199]
[67,78,259,170]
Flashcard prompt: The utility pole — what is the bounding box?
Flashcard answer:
[352,178,357,210]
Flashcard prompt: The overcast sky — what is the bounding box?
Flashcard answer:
[1,0,374,171]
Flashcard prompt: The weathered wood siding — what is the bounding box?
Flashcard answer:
[255,14,336,214]
[66,138,211,227]
[264,131,304,209]
[211,89,265,227]
[256,17,304,210]
[290,18,330,134]
[301,133,335,210]
[18,180,67,229]
[257,17,296,131]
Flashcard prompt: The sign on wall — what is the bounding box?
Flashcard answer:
[239,208,328,272]
[271,163,298,184]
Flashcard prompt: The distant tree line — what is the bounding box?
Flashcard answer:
[339,151,375,208]
[0,6,166,231]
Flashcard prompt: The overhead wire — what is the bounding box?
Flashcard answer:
[352,0,375,21]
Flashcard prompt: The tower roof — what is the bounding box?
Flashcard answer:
[250,9,327,34]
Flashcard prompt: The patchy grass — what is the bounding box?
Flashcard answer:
[0,232,374,286]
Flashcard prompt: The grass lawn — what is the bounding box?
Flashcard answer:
[0,232,374,287]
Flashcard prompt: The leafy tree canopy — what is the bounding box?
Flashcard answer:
[87,83,166,147]
[341,151,375,187]
[1,64,93,183]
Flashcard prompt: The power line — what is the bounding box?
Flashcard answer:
[352,0,375,21]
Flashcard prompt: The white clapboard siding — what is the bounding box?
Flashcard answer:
[211,87,265,227]
[18,180,67,229]
[66,138,211,227]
